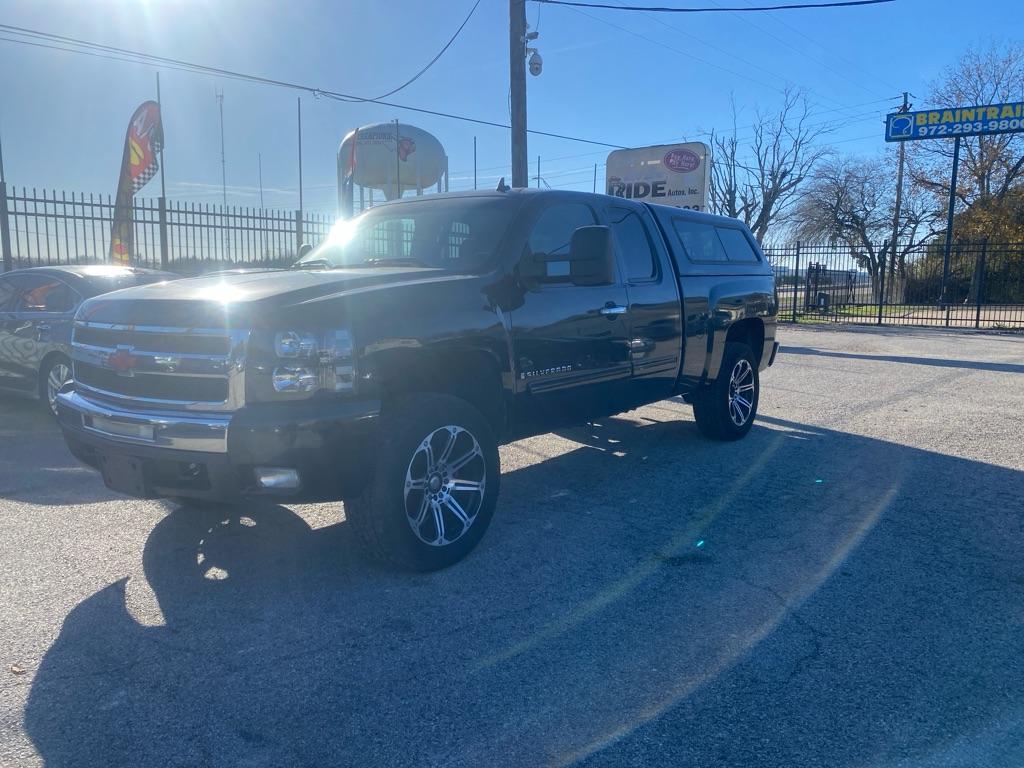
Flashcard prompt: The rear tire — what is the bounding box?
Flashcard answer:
[345,393,500,571]
[692,342,759,441]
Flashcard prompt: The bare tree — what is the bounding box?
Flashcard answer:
[910,43,1024,212]
[709,90,832,243]
[793,155,943,296]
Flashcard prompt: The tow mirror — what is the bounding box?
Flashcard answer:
[520,225,616,286]
[568,225,615,286]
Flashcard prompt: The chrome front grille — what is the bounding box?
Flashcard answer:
[71,322,248,412]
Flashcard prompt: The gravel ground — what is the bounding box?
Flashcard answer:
[1,325,1022,768]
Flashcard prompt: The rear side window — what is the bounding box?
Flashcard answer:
[716,227,760,263]
[672,219,727,263]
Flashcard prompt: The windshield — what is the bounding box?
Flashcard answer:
[295,198,515,272]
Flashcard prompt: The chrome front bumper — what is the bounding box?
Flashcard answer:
[55,389,230,453]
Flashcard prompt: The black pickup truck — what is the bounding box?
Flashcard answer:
[56,189,779,570]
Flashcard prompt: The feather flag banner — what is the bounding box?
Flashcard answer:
[109,101,163,264]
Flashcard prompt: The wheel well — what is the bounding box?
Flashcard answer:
[726,318,765,365]
[37,351,72,396]
[377,350,506,438]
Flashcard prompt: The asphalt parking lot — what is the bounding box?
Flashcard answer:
[1,325,1023,768]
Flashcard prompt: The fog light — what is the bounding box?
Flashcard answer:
[255,467,301,490]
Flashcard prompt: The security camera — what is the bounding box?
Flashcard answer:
[528,50,543,77]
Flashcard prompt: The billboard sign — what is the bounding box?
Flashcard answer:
[606,142,709,210]
[885,101,1024,142]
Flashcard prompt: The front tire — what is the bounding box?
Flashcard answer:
[692,342,759,441]
[346,393,500,571]
[39,354,72,417]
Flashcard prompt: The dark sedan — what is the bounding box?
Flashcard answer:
[0,265,176,414]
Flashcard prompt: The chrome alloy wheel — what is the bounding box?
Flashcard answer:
[404,425,486,547]
[46,362,71,415]
[728,358,755,427]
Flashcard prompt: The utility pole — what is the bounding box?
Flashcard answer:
[889,91,910,288]
[473,136,477,190]
[216,89,227,208]
[258,153,265,209]
[394,119,401,199]
[216,88,228,255]
[156,73,169,269]
[509,0,528,188]
[297,97,304,215]
[536,155,540,188]
[258,152,265,259]
[156,73,167,200]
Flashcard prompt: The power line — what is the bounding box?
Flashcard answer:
[372,0,483,99]
[680,0,891,98]
[532,0,894,11]
[567,5,789,96]
[0,23,626,150]
[737,0,901,92]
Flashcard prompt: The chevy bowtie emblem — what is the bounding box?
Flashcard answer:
[106,345,139,377]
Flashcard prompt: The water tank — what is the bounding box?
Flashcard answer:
[338,123,447,205]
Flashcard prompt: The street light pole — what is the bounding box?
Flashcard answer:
[509,0,528,188]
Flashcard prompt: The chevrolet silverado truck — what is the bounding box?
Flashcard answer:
[56,189,779,570]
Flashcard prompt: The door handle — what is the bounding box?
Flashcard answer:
[36,324,51,332]
[599,304,627,316]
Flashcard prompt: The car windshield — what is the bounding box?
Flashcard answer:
[294,198,515,272]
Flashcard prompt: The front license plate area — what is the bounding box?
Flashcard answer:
[99,454,151,498]
[86,415,155,442]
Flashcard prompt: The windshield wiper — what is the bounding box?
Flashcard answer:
[360,257,431,268]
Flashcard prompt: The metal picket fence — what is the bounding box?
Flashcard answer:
[765,240,1024,329]
[2,181,1023,329]
[0,182,333,276]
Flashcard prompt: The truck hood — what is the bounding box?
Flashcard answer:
[76,266,462,327]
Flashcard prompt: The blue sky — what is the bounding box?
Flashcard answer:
[0,0,1015,214]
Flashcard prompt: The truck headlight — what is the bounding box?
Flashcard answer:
[275,331,317,358]
[249,328,356,400]
[272,366,319,392]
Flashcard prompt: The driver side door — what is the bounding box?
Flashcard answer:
[509,202,631,436]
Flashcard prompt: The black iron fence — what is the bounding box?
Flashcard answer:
[765,240,1024,329]
[0,182,333,275]
[2,182,1023,329]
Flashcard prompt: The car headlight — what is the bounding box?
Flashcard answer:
[248,328,355,400]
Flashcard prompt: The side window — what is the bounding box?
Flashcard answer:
[14,275,79,313]
[525,203,597,281]
[607,206,657,281]
[672,219,728,263]
[0,276,21,312]
[716,226,760,263]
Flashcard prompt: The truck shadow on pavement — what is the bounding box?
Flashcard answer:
[23,411,1024,768]
[783,345,1024,374]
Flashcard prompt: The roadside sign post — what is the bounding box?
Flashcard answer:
[885,100,1024,307]
[940,135,961,305]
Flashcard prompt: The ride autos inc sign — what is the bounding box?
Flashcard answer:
[606,142,709,211]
